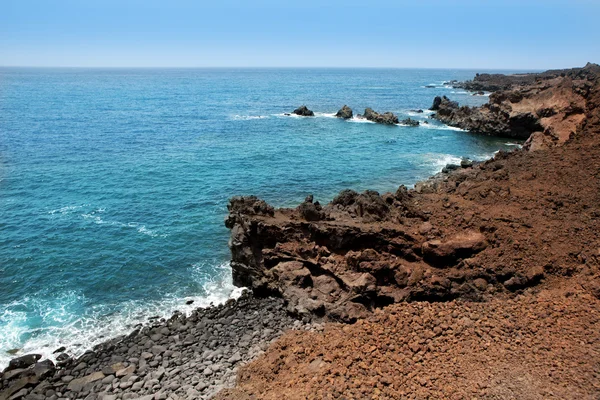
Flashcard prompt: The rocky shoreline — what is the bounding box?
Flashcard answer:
[0,293,318,400]
[4,64,600,399]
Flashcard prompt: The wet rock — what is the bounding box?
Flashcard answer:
[399,118,420,127]
[292,105,314,117]
[361,108,399,125]
[3,355,41,373]
[335,105,353,119]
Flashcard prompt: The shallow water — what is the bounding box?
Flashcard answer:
[0,67,522,367]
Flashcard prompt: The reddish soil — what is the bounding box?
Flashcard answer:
[217,64,600,399]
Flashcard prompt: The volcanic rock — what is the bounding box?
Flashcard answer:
[360,108,399,124]
[335,105,353,119]
[292,105,314,117]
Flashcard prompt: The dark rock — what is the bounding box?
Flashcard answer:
[335,105,353,119]
[32,360,55,380]
[399,118,419,127]
[361,108,399,125]
[460,158,474,168]
[441,164,461,174]
[4,355,41,373]
[52,347,66,355]
[292,105,314,117]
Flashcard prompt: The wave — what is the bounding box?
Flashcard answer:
[0,263,244,370]
[405,109,434,117]
[421,153,464,174]
[419,122,467,132]
[313,112,337,118]
[230,115,269,121]
[80,210,166,238]
[347,116,375,124]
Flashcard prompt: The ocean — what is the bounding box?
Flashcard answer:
[0,67,523,368]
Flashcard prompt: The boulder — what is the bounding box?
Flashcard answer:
[362,108,399,125]
[67,371,106,392]
[399,118,420,127]
[292,105,314,117]
[3,355,41,373]
[296,196,326,221]
[422,232,488,266]
[335,105,353,119]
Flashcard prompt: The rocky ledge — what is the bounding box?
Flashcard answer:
[430,63,600,150]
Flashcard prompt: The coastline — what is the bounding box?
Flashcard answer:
[0,292,318,400]
[3,63,599,399]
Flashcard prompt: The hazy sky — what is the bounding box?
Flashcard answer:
[1,0,598,69]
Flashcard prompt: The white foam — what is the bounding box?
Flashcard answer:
[313,112,337,118]
[80,212,167,238]
[406,110,434,117]
[419,123,467,132]
[230,115,269,121]
[347,115,375,124]
[273,113,306,119]
[504,142,523,148]
[0,263,244,370]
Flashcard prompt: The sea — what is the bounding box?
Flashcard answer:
[0,67,525,368]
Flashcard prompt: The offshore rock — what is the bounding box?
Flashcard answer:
[335,105,353,119]
[399,118,420,127]
[292,105,314,117]
[361,108,399,125]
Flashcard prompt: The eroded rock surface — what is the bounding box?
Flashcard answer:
[431,63,599,147]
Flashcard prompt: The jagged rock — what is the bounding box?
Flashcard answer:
[399,118,420,127]
[361,108,399,125]
[430,65,600,142]
[335,105,353,119]
[292,105,314,117]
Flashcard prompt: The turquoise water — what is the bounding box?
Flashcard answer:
[0,68,521,366]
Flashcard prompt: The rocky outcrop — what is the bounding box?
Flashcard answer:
[399,117,420,127]
[360,108,399,125]
[431,63,600,145]
[335,105,353,119]
[292,105,314,117]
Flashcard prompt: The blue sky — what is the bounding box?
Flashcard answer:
[1,0,598,68]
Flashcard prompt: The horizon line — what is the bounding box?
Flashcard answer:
[0,65,548,71]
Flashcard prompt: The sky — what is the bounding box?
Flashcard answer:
[0,0,598,69]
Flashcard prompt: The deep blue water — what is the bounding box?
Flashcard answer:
[0,68,523,366]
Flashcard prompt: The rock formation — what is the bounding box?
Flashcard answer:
[360,108,399,125]
[399,117,420,127]
[431,63,599,148]
[335,105,353,119]
[225,65,600,324]
[292,105,314,117]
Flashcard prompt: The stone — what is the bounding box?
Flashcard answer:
[399,118,420,127]
[115,365,135,378]
[335,105,353,119]
[67,372,105,392]
[292,105,314,117]
[3,355,41,373]
[422,232,488,266]
[361,108,399,124]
